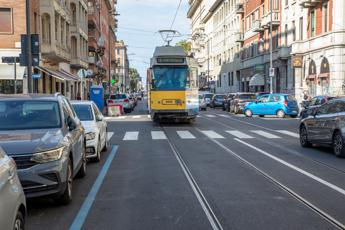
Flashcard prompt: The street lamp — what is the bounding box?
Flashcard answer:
[269,0,274,94]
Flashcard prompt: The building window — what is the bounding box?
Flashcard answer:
[0,80,23,94]
[322,2,328,33]
[310,10,316,37]
[299,17,303,40]
[285,0,288,6]
[292,21,296,42]
[228,72,231,86]
[0,8,12,33]
[285,24,288,46]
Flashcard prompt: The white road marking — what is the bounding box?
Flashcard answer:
[197,115,201,118]
[226,130,254,139]
[276,130,299,138]
[107,132,114,141]
[177,131,196,139]
[205,114,216,118]
[116,116,126,119]
[200,130,225,139]
[251,130,281,139]
[218,114,229,118]
[123,131,139,141]
[147,115,151,119]
[151,131,167,140]
[132,115,141,119]
[235,138,345,197]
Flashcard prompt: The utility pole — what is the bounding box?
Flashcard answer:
[269,0,274,94]
[26,0,32,93]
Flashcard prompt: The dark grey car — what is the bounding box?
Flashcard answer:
[0,94,87,204]
[299,98,345,158]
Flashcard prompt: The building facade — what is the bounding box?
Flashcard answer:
[114,40,129,93]
[188,0,344,101]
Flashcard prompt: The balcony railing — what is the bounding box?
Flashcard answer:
[235,0,244,14]
[234,32,244,42]
[261,11,280,28]
[252,20,263,32]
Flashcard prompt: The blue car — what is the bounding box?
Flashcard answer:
[243,94,299,118]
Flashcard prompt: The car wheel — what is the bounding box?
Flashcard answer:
[258,115,264,118]
[290,115,298,118]
[245,109,253,117]
[55,159,73,205]
[93,138,101,162]
[300,125,312,148]
[13,210,25,230]
[276,109,285,118]
[76,145,87,178]
[333,131,345,158]
[102,133,108,152]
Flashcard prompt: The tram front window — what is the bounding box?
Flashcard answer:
[152,66,189,90]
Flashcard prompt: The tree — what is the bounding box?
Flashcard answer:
[176,40,192,54]
[129,68,140,92]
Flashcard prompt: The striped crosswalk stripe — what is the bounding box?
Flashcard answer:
[251,130,281,139]
[123,131,139,141]
[276,130,299,138]
[205,114,216,118]
[226,130,254,139]
[177,131,196,139]
[151,131,167,140]
[218,114,228,118]
[132,115,141,119]
[107,132,114,141]
[200,130,225,139]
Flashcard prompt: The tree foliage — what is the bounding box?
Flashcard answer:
[176,40,192,54]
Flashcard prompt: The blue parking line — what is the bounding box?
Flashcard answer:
[69,145,119,230]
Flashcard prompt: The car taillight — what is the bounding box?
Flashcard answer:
[283,100,288,107]
[108,100,113,104]
[124,99,129,103]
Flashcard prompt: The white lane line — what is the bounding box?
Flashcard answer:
[116,116,126,119]
[205,114,216,118]
[251,130,281,139]
[226,130,254,139]
[200,130,225,139]
[235,138,345,197]
[151,131,167,140]
[197,115,201,118]
[107,132,114,141]
[123,131,139,141]
[218,114,229,118]
[276,130,299,138]
[177,131,196,139]
[132,115,141,119]
[147,115,151,119]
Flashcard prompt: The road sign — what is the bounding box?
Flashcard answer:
[32,73,41,79]
[269,67,275,77]
[1,57,20,63]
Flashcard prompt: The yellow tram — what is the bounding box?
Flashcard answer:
[147,46,199,122]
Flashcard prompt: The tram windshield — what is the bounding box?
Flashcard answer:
[152,66,189,90]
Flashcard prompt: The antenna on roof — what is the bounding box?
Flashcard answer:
[158,30,181,46]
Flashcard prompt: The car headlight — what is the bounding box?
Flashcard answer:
[31,147,64,163]
[85,132,96,141]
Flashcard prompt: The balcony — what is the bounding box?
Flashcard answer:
[234,32,244,42]
[71,56,89,69]
[277,47,291,60]
[235,0,244,14]
[261,11,280,28]
[41,41,71,62]
[252,20,264,32]
[300,0,322,8]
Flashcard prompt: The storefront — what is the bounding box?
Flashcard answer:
[0,63,26,94]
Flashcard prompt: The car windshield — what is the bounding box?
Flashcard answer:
[204,94,213,99]
[0,100,61,130]
[72,104,94,121]
[215,95,225,99]
[110,94,127,99]
[239,94,256,99]
[152,66,189,90]
[198,95,203,100]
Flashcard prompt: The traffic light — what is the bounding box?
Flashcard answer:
[20,34,40,67]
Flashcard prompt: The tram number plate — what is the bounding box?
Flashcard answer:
[162,99,176,105]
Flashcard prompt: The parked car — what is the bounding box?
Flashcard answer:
[300,96,336,119]
[210,94,227,108]
[230,93,256,114]
[198,94,207,111]
[224,93,236,112]
[299,98,345,158]
[0,94,87,204]
[72,101,108,162]
[244,94,299,118]
[107,94,134,113]
[0,147,26,230]
[203,93,214,107]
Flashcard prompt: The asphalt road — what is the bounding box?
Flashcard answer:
[26,99,345,230]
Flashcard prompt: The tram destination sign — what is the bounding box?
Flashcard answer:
[157,58,185,64]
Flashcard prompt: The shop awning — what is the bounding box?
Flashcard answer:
[306,74,316,80]
[249,74,264,86]
[0,64,26,80]
[318,73,330,78]
[35,66,79,82]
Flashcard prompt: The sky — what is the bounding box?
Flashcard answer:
[116,0,190,84]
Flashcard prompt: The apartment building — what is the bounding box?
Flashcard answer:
[114,40,129,93]
[0,0,39,94]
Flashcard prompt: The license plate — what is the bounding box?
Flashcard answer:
[162,100,176,105]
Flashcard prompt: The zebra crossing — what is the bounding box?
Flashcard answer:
[107,129,299,142]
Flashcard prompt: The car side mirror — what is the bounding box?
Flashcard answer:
[96,115,104,122]
[67,116,77,131]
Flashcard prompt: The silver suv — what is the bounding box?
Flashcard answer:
[0,94,86,204]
